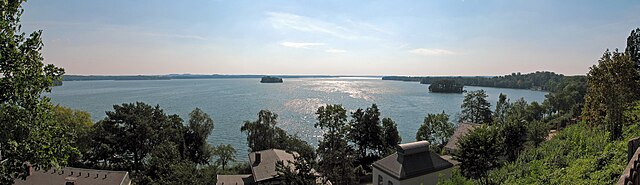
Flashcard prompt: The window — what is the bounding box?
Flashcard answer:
[388,181,393,185]
[378,175,383,185]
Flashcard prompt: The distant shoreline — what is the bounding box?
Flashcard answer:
[62,74,384,81]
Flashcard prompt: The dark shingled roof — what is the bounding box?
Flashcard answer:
[216,174,255,185]
[13,167,131,185]
[372,141,454,180]
[444,123,480,153]
[249,149,296,182]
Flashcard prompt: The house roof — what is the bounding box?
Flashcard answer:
[372,141,454,180]
[216,174,254,185]
[249,149,296,182]
[444,123,480,153]
[13,167,130,185]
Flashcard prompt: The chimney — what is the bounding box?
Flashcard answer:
[65,177,77,185]
[254,152,261,165]
[396,141,430,164]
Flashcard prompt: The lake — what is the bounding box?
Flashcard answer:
[48,77,547,161]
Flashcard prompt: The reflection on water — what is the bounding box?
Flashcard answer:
[304,79,393,101]
[284,98,324,114]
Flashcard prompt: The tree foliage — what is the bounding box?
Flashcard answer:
[51,106,93,167]
[582,50,640,140]
[460,90,493,124]
[79,103,215,184]
[212,144,236,171]
[315,104,357,185]
[381,117,401,155]
[184,108,215,165]
[348,104,385,168]
[493,93,509,125]
[241,110,282,152]
[0,0,73,183]
[240,110,315,159]
[416,112,454,151]
[275,153,319,185]
[627,28,640,68]
[453,125,502,180]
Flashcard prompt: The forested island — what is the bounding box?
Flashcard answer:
[428,79,464,93]
[260,76,283,83]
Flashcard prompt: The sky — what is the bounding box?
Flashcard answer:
[19,0,640,76]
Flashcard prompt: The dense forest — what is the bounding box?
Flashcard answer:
[383,71,583,92]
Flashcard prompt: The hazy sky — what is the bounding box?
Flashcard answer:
[20,0,640,76]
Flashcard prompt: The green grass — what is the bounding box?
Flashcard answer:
[441,123,640,185]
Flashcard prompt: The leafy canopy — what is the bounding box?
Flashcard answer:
[1,0,72,183]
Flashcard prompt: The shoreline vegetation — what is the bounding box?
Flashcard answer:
[383,71,585,92]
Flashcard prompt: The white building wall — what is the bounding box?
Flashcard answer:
[372,168,400,185]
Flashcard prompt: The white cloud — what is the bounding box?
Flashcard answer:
[266,12,388,40]
[326,49,347,53]
[280,42,325,49]
[409,48,456,56]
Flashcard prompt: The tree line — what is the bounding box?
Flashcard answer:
[383,71,582,92]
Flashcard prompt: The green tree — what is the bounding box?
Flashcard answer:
[281,134,316,160]
[184,108,215,165]
[0,0,73,183]
[453,125,502,181]
[212,144,236,171]
[526,101,545,121]
[51,106,93,166]
[525,120,547,147]
[499,119,527,161]
[84,102,184,174]
[240,110,284,152]
[276,153,318,185]
[627,28,640,68]
[582,50,640,140]
[348,104,384,164]
[493,93,509,125]
[460,90,493,124]
[381,117,401,155]
[315,104,357,185]
[416,112,454,151]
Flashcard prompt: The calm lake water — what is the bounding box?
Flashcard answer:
[48,78,547,161]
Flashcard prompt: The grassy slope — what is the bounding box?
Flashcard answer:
[441,123,640,185]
